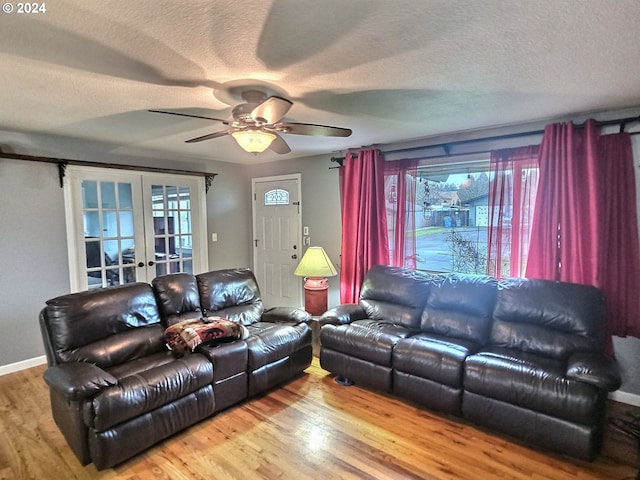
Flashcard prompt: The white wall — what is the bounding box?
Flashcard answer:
[206,160,254,270]
[0,159,70,365]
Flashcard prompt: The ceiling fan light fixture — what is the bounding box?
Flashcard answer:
[231,130,276,153]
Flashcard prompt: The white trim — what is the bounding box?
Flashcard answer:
[609,390,640,407]
[0,355,47,377]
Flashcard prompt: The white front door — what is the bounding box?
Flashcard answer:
[252,174,303,309]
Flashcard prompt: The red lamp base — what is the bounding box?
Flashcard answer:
[303,277,329,316]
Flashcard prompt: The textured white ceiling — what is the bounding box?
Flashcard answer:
[0,0,639,165]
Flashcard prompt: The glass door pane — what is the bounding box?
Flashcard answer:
[150,184,195,277]
[81,179,140,289]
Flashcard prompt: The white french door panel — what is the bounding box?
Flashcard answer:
[252,174,302,309]
[64,166,208,292]
[142,175,208,279]
[65,168,147,292]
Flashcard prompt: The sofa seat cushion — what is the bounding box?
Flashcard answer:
[245,322,312,370]
[464,348,602,425]
[85,353,214,431]
[105,350,180,380]
[321,320,414,367]
[394,334,481,388]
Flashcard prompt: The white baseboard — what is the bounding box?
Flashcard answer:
[609,390,640,408]
[0,355,47,377]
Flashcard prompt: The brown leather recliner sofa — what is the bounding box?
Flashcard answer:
[39,268,312,470]
[320,265,621,460]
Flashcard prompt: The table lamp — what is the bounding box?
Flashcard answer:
[293,246,338,316]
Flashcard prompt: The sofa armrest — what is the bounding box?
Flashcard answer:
[320,304,368,326]
[43,362,118,401]
[262,306,311,324]
[566,352,622,391]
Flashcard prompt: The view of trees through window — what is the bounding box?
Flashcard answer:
[414,168,491,274]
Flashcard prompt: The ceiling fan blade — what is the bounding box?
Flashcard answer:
[276,122,352,137]
[149,109,227,123]
[251,96,293,124]
[185,130,230,143]
[269,133,291,154]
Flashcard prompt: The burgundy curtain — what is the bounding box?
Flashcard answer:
[339,149,389,303]
[526,120,601,284]
[384,159,419,268]
[487,145,539,278]
[598,133,640,340]
[525,119,640,348]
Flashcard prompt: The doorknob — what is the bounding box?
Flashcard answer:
[148,261,155,266]
[137,262,144,268]
[292,254,298,259]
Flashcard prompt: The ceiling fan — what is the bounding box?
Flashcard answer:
[149,90,352,154]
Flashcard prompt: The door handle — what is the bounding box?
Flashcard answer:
[148,261,155,266]
[137,262,144,268]
[292,254,298,259]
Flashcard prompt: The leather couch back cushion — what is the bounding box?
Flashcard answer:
[490,278,605,358]
[359,265,437,329]
[152,273,201,320]
[360,299,424,330]
[45,283,163,364]
[421,274,497,343]
[196,268,264,325]
[60,325,166,367]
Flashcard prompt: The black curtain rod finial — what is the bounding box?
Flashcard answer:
[330,156,345,167]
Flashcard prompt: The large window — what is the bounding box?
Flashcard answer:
[414,166,490,274]
[387,161,538,276]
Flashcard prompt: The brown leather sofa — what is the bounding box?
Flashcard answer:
[39,268,311,470]
[320,265,621,460]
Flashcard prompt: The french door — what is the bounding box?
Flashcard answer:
[64,167,208,292]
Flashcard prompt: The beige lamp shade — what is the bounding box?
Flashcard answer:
[231,130,276,153]
[293,246,338,278]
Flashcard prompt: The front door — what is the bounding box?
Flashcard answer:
[252,174,302,308]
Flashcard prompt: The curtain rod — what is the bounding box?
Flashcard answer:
[0,152,218,192]
[330,114,640,167]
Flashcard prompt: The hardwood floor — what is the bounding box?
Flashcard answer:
[0,358,637,480]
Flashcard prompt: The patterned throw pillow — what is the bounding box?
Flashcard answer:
[164,316,247,355]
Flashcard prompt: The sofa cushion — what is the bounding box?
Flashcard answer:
[464,347,603,425]
[490,278,605,359]
[321,320,414,366]
[152,273,202,326]
[196,269,264,325]
[245,322,311,370]
[421,273,497,344]
[359,265,437,330]
[86,353,214,431]
[45,283,162,366]
[393,334,481,388]
[63,325,167,368]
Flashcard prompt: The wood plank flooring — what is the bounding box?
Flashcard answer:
[0,358,637,479]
